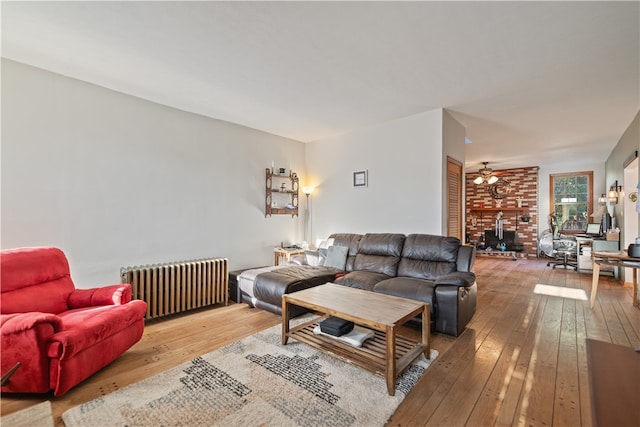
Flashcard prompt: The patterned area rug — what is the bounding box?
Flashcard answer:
[1,401,53,427]
[63,318,437,427]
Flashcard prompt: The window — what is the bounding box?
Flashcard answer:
[550,171,593,233]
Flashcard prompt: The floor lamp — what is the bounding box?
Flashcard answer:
[302,186,314,248]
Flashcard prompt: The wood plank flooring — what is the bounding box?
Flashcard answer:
[1,257,638,426]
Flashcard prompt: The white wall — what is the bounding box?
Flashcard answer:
[304,109,445,241]
[606,110,640,289]
[606,110,640,239]
[1,59,306,286]
[623,158,638,283]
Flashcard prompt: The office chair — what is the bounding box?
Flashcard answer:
[539,227,578,270]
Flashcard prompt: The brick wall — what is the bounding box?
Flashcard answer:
[466,166,539,257]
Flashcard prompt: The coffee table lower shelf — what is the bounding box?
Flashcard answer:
[286,317,426,388]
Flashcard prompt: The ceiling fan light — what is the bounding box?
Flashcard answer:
[473,161,498,185]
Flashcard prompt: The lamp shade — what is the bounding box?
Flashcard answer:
[302,186,314,196]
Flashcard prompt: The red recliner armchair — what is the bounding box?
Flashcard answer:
[1,247,147,396]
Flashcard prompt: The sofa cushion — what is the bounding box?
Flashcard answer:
[1,247,75,314]
[353,233,405,276]
[48,302,147,359]
[252,265,340,305]
[324,245,349,270]
[329,233,363,272]
[334,271,391,292]
[397,234,460,280]
[317,238,335,249]
[303,250,324,266]
[374,277,436,311]
[237,266,284,300]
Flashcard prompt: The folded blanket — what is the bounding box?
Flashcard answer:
[313,325,375,348]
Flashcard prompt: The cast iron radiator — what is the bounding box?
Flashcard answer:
[121,258,228,319]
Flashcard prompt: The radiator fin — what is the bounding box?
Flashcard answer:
[121,258,228,319]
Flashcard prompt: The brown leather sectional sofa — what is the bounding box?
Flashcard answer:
[241,232,477,336]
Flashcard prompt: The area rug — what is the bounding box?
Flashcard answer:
[1,401,53,427]
[62,318,438,427]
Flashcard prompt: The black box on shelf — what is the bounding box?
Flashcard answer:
[319,316,354,336]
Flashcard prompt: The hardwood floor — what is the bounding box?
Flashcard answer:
[2,257,638,426]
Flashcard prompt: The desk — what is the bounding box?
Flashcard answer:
[590,250,640,308]
[575,236,618,274]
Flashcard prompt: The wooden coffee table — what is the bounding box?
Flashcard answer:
[282,283,430,396]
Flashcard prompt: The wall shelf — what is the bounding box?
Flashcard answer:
[469,208,528,213]
[265,168,299,217]
[469,207,530,230]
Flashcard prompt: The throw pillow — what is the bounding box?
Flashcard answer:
[305,249,328,266]
[317,238,335,250]
[289,254,308,265]
[304,250,321,266]
[324,245,349,270]
[318,248,328,266]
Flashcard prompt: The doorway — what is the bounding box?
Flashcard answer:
[447,157,463,240]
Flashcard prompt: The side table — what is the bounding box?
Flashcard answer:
[274,247,305,266]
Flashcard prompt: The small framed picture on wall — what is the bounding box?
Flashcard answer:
[353,170,367,187]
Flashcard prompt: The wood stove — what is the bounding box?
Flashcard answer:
[483,230,524,252]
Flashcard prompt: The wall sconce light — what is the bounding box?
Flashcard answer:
[608,180,622,204]
[598,193,607,205]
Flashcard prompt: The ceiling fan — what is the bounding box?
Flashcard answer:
[473,162,499,185]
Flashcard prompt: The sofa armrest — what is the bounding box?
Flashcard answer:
[434,282,477,336]
[1,313,62,336]
[456,245,476,272]
[1,313,63,393]
[435,271,476,287]
[68,284,132,309]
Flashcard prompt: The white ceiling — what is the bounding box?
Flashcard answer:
[2,1,638,172]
